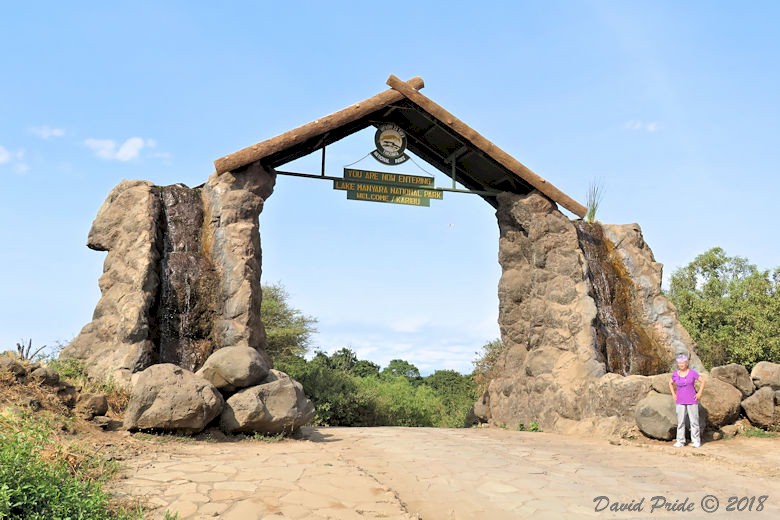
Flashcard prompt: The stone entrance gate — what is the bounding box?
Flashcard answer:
[63,75,700,435]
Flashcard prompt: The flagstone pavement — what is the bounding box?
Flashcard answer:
[109,426,780,520]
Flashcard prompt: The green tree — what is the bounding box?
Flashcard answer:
[668,247,780,370]
[472,338,505,394]
[328,347,358,372]
[424,369,478,427]
[261,283,318,359]
[381,359,421,381]
[352,359,380,378]
[425,369,474,395]
[277,353,477,428]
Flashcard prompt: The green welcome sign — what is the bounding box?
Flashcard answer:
[335,168,443,207]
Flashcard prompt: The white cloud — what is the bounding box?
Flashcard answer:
[313,316,496,375]
[625,119,660,132]
[31,125,65,139]
[390,315,431,333]
[0,146,28,174]
[115,137,146,161]
[84,138,117,159]
[85,136,152,161]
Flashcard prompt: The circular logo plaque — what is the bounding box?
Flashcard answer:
[371,123,410,165]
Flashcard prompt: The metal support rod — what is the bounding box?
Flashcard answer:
[321,146,326,176]
[451,159,457,189]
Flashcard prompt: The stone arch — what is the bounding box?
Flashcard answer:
[63,76,699,435]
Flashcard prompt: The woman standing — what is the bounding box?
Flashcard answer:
[668,354,706,447]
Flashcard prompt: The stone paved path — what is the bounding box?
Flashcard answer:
[111,427,780,519]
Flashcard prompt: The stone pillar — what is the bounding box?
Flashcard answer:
[63,163,276,385]
[202,162,276,367]
[482,191,699,436]
[489,191,604,429]
[61,181,161,386]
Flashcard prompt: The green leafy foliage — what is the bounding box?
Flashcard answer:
[276,349,477,428]
[668,247,780,370]
[328,347,358,372]
[352,359,380,378]
[423,369,479,426]
[742,426,777,438]
[381,359,422,382]
[472,338,505,394]
[263,287,480,427]
[355,376,441,427]
[278,353,371,426]
[0,411,140,519]
[515,422,541,432]
[48,357,88,382]
[261,283,318,359]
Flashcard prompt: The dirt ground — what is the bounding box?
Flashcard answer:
[97,425,780,520]
[3,373,779,519]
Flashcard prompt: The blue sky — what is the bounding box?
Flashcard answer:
[2,1,778,375]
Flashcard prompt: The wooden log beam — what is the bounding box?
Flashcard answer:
[214,76,425,175]
[386,75,587,218]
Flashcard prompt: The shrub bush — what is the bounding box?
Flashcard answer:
[0,411,138,519]
[276,351,476,428]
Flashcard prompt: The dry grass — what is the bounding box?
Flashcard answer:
[0,370,72,417]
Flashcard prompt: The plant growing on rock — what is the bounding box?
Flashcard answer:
[15,339,47,362]
[472,338,505,394]
[585,179,604,223]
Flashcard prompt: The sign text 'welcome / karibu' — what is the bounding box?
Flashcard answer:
[333,168,444,207]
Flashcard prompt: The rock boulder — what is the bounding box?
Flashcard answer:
[699,377,742,427]
[649,373,672,395]
[635,392,677,440]
[711,364,755,399]
[751,361,780,390]
[76,392,109,420]
[196,346,270,392]
[124,364,224,433]
[220,369,315,435]
[30,366,60,386]
[741,386,779,429]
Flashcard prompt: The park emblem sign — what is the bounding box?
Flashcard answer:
[334,168,444,207]
[371,123,410,165]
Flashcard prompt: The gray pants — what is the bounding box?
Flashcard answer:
[676,404,700,444]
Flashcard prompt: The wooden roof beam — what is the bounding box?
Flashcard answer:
[214,76,425,175]
[385,75,586,218]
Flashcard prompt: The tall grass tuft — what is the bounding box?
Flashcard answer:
[585,180,604,222]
